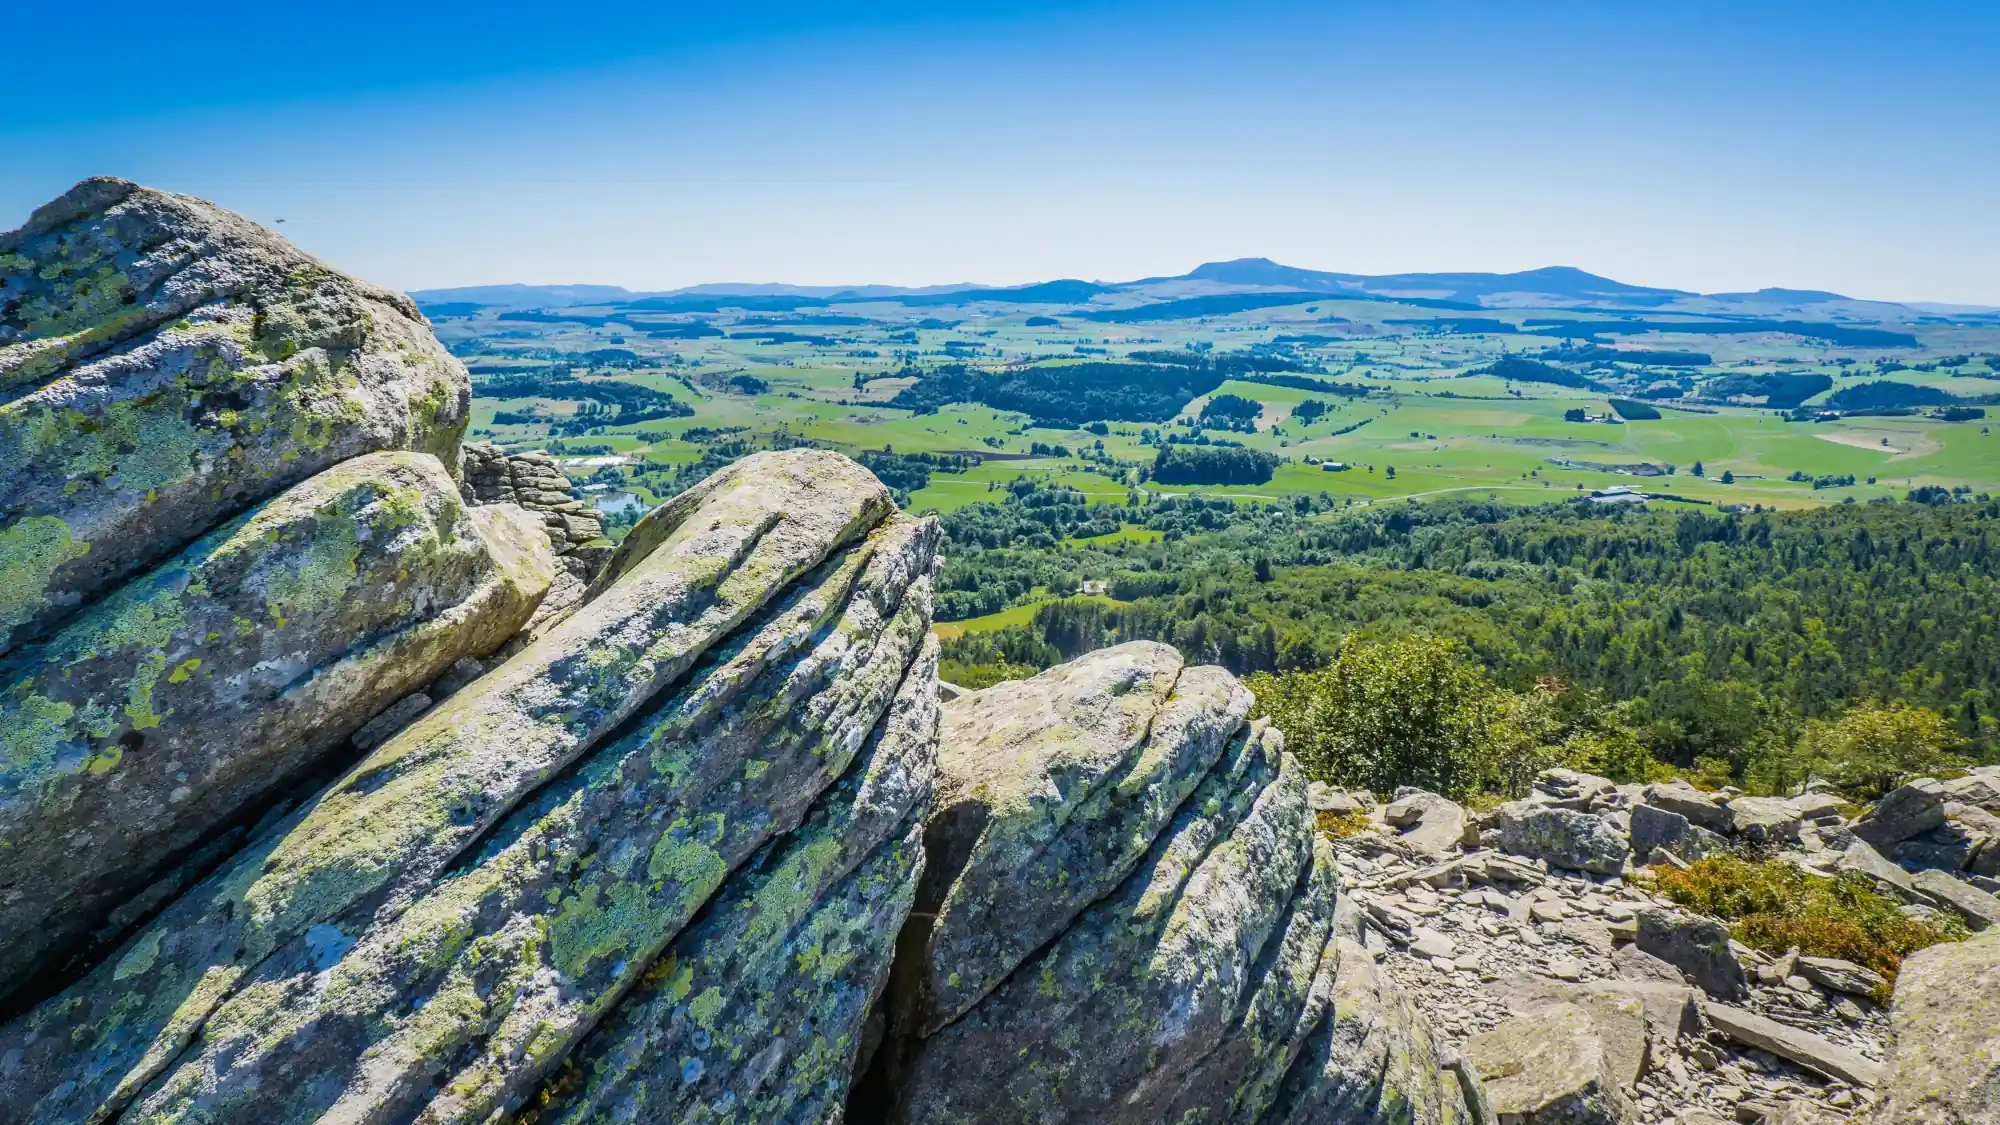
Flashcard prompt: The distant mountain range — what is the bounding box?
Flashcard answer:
[410,259,1999,322]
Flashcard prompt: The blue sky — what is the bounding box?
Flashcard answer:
[8,2,1997,301]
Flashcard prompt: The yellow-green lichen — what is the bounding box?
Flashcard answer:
[0,514,91,639]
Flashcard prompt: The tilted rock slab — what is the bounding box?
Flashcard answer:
[897,640,1253,1034]
[123,511,940,1125]
[1875,929,2000,1124]
[1466,1002,1636,1125]
[0,449,903,1125]
[523,636,942,1125]
[890,719,1312,1123]
[0,178,471,654]
[0,450,551,1000]
[873,641,1470,1125]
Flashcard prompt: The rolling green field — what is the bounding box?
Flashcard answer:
[433,293,2000,522]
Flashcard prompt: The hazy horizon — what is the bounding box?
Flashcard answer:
[10,1,1999,303]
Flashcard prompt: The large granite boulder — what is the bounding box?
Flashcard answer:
[1875,929,2000,1124]
[863,642,1471,1125]
[1634,909,1748,1000]
[0,450,551,999]
[0,449,940,1125]
[1,179,471,654]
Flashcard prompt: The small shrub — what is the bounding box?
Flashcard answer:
[1315,809,1375,839]
[1646,855,1964,992]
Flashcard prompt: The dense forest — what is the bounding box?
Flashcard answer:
[934,488,2000,792]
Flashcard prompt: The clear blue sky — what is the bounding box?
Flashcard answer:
[9,1,1997,301]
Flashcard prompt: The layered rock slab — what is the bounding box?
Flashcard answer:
[0,449,904,1125]
[1,178,471,653]
[521,636,942,1125]
[119,511,941,1125]
[867,641,1471,1125]
[0,450,552,1000]
[898,640,1252,1033]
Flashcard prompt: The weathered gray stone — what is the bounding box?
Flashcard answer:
[1612,944,1690,985]
[1,179,472,654]
[1855,778,1949,847]
[1941,768,2000,813]
[1486,977,1647,1086]
[1699,1002,1882,1087]
[1790,791,1846,822]
[1307,780,1363,815]
[1897,820,1986,872]
[896,641,1251,1035]
[1533,768,1617,809]
[0,448,901,1125]
[1466,1002,1635,1124]
[0,451,549,1000]
[1641,781,1732,831]
[118,510,941,1125]
[1724,795,1801,846]
[1912,868,2000,930]
[1794,955,1885,998]
[1876,929,2000,1124]
[1263,929,1473,1125]
[1629,803,1719,863]
[1634,909,1748,1000]
[1841,838,1921,901]
[1492,801,1631,875]
[1385,789,1469,857]
[519,636,942,1125]
[889,723,1316,1124]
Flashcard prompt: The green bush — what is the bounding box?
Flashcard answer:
[1795,702,1968,799]
[1248,636,1668,799]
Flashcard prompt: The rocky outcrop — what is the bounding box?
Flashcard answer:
[0,450,550,999]
[461,441,608,557]
[0,448,939,1125]
[1,178,471,654]
[861,642,1471,1125]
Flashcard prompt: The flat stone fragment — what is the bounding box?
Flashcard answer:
[1641,781,1731,831]
[1794,955,1885,998]
[1699,1002,1882,1088]
[1855,778,1948,847]
[1875,929,2000,1125]
[1466,1002,1635,1124]
[1385,789,1468,857]
[1724,796,1802,846]
[1912,867,2000,930]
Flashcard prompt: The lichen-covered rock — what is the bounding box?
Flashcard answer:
[1875,929,2000,1124]
[1,179,472,653]
[896,641,1252,1033]
[0,450,551,1000]
[119,513,940,1125]
[522,638,941,1125]
[1634,909,1748,1001]
[1263,923,1473,1125]
[1466,1002,1636,1125]
[0,448,899,1125]
[887,721,1311,1123]
[1492,800,1631,875]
